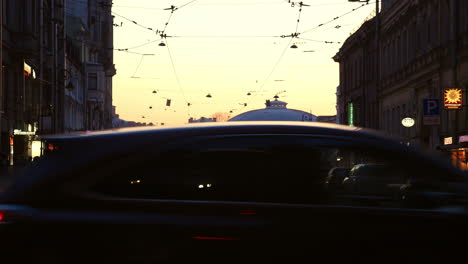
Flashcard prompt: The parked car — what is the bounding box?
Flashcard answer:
[0,122,467,263]
[324,167,350,192]
[342,163,403,193]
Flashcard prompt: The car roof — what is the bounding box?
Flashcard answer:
[38,121,416,161]
[42,121,389,142]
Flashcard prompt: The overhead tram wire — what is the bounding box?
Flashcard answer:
[131,54,150,78]
[241,37,294,112]
[294,1,305,34]
[228,1,304,113]
[178,0,200,9]
[165,39,190,117]
[131,55,145,78]
[114,0,200,117]
[300,1,374,35]
[297,37,342,44]
[161,10,174,35]
[114,0,367,115]
[245,1,304,107]
[111,11,162,34]
[110,1,354,9]
[158,1,201,117]
[109,10,349,46]
[114,49,155,55]
[160,0,199,33]
[125,39,161,50]
[169,35,278,38]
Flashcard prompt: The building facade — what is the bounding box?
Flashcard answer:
[65,0,115,131]
[85,0,115,130]
[1,0,66,164]
[334,0,468,169]
[1,0,115,165]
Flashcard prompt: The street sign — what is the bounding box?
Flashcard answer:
[444,88,462,109]
[423,99,440,115]
[423,99,440,125]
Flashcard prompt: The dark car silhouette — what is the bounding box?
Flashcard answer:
[0,122,467,264]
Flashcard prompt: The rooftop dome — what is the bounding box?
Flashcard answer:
[267,100,287,108]
[229,99,317,122]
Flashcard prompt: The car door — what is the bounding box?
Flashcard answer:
[84,134,468,260]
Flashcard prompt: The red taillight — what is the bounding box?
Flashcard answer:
[46,143,60,152]
[192,236,240,241]
[240,209,256,215]
[0,212,4,222]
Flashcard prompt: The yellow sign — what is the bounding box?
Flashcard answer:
[444,137,453,145]
[24,62,32,77]
[444,88,462,109]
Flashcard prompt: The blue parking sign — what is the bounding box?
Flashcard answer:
[423,99,440,116]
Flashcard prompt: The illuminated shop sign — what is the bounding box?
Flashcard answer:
[13,129,35,136]
[347,103,354,126]
[444,137,453,145]
[444,88,462,109]
[401,117,415,128]
[24,62,36,79]
[459,135,468,143]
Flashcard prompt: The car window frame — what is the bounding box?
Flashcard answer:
[58,133,463,206]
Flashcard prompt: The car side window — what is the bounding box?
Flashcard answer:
[89,137,456,209]
[92,145,333,203]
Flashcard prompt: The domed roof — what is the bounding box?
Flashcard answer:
[268,100,287,108]
[229,99,317,122]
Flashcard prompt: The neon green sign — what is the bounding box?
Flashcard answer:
[348,103,354,126]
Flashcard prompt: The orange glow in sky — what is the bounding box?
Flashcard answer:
[112,0,376,125]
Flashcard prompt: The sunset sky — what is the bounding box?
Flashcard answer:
[111,0,376,125]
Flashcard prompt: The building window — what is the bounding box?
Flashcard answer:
[2,0,8,25]
[88,73,98,90]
